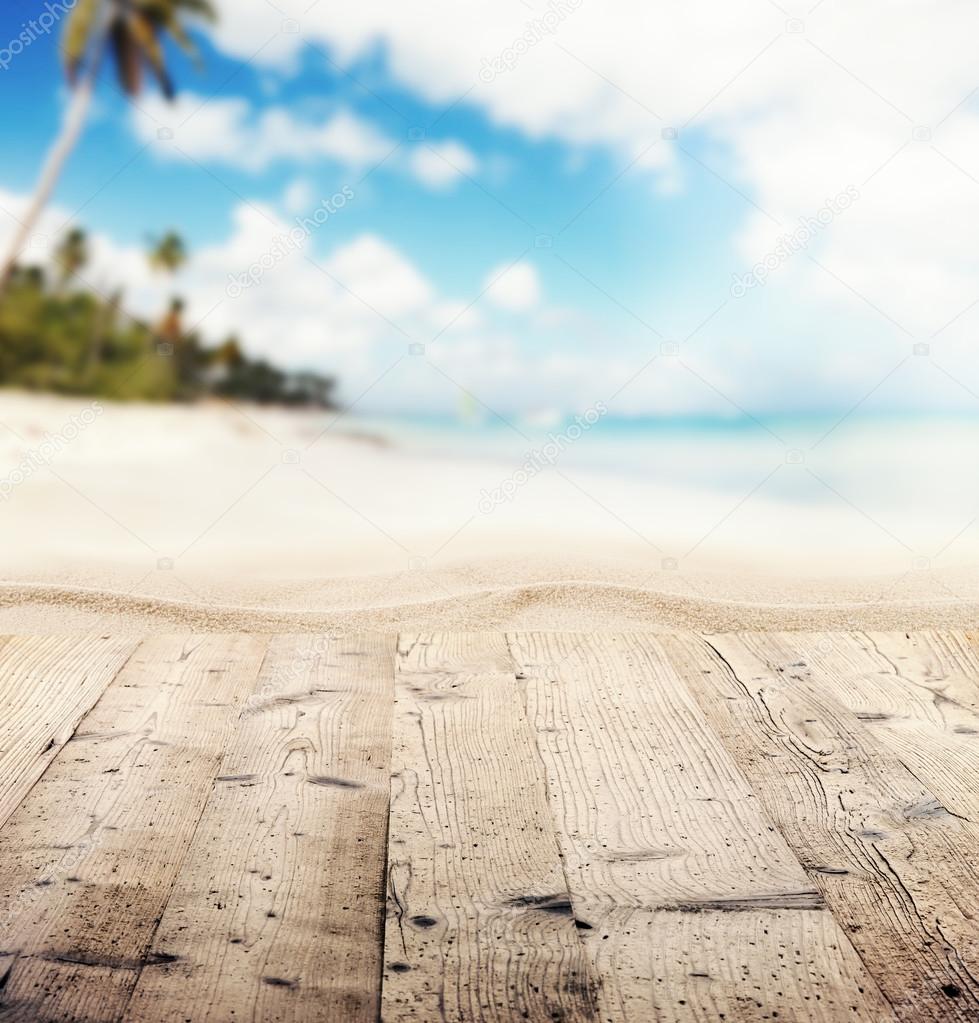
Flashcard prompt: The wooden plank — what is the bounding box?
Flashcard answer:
[800,631,979,822]
[382,633,599,1023]
[122,634,397,1022]
[0,634,267,1023]
[0,634,138,830]
[507,633,891,1023]
[586,905,887,1023]
[670,632,979,1022]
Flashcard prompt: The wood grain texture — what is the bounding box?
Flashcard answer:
[0,634,267,1023]
[585,906,889,1023]
[123,634,397,1022]
[507,633,892,1023]
[382,633,599,1023]
[0,631,977,1023]
[670,632,979,1022]
[806,631,979,822]
[0,635,138,830]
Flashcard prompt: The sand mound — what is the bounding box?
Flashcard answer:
[3,573,978,632]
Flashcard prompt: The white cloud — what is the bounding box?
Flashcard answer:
[428,300,484,332]
[326,234,435,318]
[179,209,449,370]
[484,260,540,311]
[132,95,393,171]
[204,0,979,343]
[409,140,479,188]
[0,187,425,366]
[132,94,485,197]
[282,178,315,215]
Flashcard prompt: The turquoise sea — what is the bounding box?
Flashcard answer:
[345,412,979,518]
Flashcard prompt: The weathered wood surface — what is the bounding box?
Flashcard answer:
[508,633,892,1023]
[814,631,979,822]
[0,635,139,830]
[0,632,976,1022]
[124,634,397,1022]
[382,634,598,1022]
[0,635,267,1022]
[671,632,979,1022]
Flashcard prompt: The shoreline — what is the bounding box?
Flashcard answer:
[3,391,979,631]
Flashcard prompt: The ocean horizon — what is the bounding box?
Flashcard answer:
[344,410,979,514]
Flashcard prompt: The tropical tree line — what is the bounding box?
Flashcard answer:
[0,228,337,407]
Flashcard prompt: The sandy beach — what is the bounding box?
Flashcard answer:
[2,391,978,633]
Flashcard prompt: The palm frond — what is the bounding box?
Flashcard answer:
[110,18,143,95]
[63,0,216,98]
[128,12,175,98]
[63,0,102,83]
[148,231,188,274]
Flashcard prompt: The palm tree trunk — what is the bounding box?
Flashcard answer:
[0,48,103,300]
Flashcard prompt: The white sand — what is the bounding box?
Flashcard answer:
[2,391,977,632]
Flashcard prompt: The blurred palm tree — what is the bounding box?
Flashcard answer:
[148,230,187,345]
[54,228,90,290]
[149,232,191,388]
[0,0,216,297]
[87,286,123,375]
[157,295,186,343]
[147,230,188,275]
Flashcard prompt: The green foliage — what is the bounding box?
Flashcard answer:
[64,0,217,97]
[54,228,90,286]
[0,263,337,409]
[148,231,188,274]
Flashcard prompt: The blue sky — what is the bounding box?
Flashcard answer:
[3,0,979,419]
[0,15,739,300]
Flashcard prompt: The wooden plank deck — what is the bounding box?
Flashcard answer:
[0,633,975,1022]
